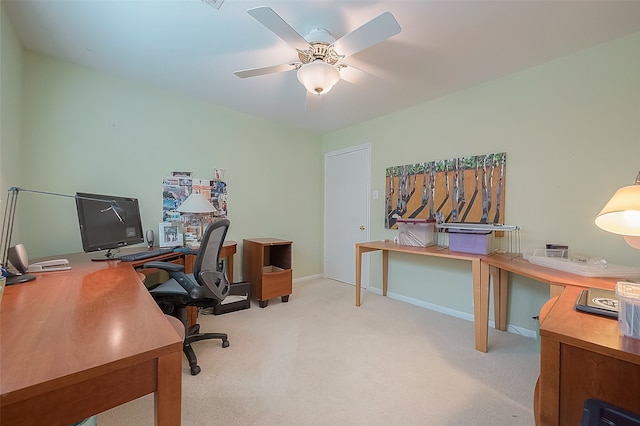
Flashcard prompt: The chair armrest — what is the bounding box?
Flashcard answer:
[143,261,184,272]
[199,270,230,301]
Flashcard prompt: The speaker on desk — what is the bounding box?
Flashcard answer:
[146,230,155,248]
[8,243,29,274]
[6,243,36,285]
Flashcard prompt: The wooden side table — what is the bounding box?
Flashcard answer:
[243,238,292,308]
[536,286,640,425]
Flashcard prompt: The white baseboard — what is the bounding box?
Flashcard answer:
[294,274,324,283]
[236,273,323,284]
[367,287,537,339]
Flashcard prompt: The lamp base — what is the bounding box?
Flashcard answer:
[6,273,36,286]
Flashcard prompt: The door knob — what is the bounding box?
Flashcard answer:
[359,225,365,230]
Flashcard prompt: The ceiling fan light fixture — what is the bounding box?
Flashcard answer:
[297,60,340,95]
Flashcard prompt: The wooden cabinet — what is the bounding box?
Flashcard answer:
[536,286,640,425]
[243,238,292,308]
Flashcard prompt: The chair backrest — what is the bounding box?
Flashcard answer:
[193,218,231,301]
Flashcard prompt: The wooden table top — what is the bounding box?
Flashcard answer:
[0,251,183,404]
[356,240,485,261]
[482,252,620,290]
[540,285,640,364]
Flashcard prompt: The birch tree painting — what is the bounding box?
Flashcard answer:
[385,152,506,229]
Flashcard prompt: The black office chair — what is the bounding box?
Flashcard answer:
[144,218,231,376]
[581,399,640,426]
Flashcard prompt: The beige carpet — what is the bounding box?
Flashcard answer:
[97,278,539,425]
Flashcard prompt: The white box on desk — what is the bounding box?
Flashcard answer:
[397,218,435,247]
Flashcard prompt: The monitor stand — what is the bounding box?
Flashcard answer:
[6,272,36,286]
[91,249,118,262]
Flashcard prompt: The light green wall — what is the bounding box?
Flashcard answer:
[322,32,640,332]
[9,48,323,278]
[4,3,639,333]
[0,6,23,242]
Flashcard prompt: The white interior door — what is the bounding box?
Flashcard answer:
[324,144,370,287]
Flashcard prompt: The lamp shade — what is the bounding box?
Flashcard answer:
[176,193,216,214]
[595,183,640,236]
[297,60,340,95]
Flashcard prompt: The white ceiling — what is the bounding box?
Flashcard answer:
[5,0,640,134]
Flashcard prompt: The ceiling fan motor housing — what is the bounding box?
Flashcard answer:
[298,29,342,65]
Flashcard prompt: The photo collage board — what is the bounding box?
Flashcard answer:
[160,171,228,247]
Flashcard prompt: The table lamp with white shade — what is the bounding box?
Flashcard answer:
[595,170,640,340]
[176,192,216,242]
[595,171,640,249]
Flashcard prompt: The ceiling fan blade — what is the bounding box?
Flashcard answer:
[338,63,368,84]
[247,7,309,51]
[234,63,296,79]
[333,12,401,58]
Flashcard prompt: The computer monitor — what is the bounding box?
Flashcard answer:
[75,192,144,260]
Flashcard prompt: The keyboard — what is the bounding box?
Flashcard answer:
[116,248,174,262]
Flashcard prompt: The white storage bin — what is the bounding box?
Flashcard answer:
[397,219,435,247]
[616,281,640,339]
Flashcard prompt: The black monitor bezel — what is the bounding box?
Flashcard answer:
[75,192,144,254]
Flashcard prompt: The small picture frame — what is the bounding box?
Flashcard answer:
[159,222,183,247]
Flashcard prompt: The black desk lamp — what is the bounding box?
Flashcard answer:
[0,187,127,285]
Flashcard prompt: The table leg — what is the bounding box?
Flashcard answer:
[382,250,389,296]
[491,266,509,331]
[355,246,362,306]
[227,255,234,282]
[155,350,182,426]
[549,284,563,298]
[476,259,490,353]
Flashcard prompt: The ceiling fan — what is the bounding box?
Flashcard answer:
[234,7,401,101]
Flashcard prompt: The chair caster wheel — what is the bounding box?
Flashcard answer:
[222,339,230,348]
[190,365,201,376]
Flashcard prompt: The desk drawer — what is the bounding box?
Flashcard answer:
[260,267,292,300]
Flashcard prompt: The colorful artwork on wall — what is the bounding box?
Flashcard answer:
[385,152,506,229]
[162,173,228,223]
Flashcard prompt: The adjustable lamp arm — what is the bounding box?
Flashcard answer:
[1,188,20,269]
[1,187,126,269]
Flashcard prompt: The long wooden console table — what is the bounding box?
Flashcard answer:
[0,250,184,426]
[356,242,628,354]
[355,241,490,352]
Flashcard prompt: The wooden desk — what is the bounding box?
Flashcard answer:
[355,241,488,351]
[0,252,183,426]
[536,286,640,425]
